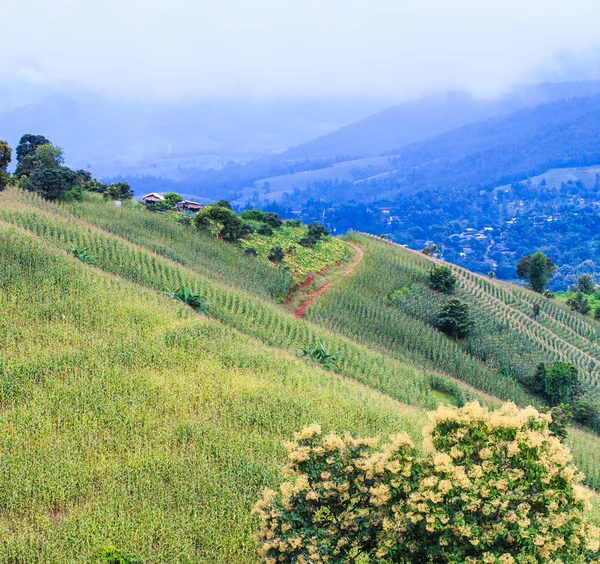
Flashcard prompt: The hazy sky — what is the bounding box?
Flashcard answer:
[2,0,600,101]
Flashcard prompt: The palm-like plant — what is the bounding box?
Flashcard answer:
[298,343,343,370]
[71,246,96,266]
[165,287,210,315]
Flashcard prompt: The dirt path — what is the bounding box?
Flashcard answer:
[295,243,364,318]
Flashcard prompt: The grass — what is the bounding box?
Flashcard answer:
[0,223,428,562]
[556,290,600,319]
[1,187,600,561]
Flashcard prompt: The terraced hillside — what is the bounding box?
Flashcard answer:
[2,187,600,561]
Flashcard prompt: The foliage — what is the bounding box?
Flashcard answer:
[438,297,472,341]
[215,199,232,209]
[165,286,210,314]
[14,134,50,178]
[567,292,591,315]
[530,362,583,406]
[161,192,183,209]
[239,222,255,237]
[422,243,442,258]
[298,344,343,370]
[239,222,347,279]
[194,204,242,241]
[263,212,283,229]
[543,289,554,299]
[0,140,11,191]
[548,404,573,440]
[532,303,541,318]
[104,182,134,201]
[257,223,274,236]
[24,166,77,201]
[95,546,143,564]
[71,246,96,266]
[240,208,266,221]
[579,274,597,295]
[516,252,557,293]
[428,265,457,293]
[62,185,83,202]
[307,222,329,240]
[244,247,258,256]
[256,403,600,563]
[267,246,285,263]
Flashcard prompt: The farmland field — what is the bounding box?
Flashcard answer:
[2,187,600,561]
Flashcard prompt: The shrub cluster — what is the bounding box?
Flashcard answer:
[255,402,600,563]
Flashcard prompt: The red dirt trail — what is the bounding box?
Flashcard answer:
[295,244,364,318]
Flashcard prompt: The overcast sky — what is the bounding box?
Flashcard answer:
[2,0,600,101]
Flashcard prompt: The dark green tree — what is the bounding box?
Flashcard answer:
[428,265,457,293]
[0,140,11,190]
[542,362,582,406]
[214,199,232,210]
[268,246,285,263]
[163,192,183,209]
[566,292,591,315]
[14,134,50,178]
[516,252,557,293]
[307,222,328,240]
[104,182,134,201]
[532,303,541,319]
[577,274,596,295]
[263,212,283,229]
[437,297,472,341]
[194,204,242,241]
[257,223,274,236]
[26,167,76,200]
[422,243,442,258]
[240,209,265,221]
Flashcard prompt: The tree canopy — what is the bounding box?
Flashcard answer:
[437,297,472,341]
[516,252,557,293]
[194,204,242,241]
[0,140,11,191]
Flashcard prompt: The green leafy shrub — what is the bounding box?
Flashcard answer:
[95,546,143,564]
[71,246,96,266]
[298,344,343,370]
[257,224,274,236]
[244,247,258,257]
[428,265,457,293]
[256,403,600,563]
[437,297,472,341]
[268,246,285,263]
[263,212,283,229]
[165,287,210,315]
[566,292,591,315]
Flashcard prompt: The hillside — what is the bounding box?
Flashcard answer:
[279,80,600,161]
[2,187,600,560]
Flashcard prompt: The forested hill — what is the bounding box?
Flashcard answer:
[378,93,600,196]
[280,80,600,161]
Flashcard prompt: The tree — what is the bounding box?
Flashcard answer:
[307,222,328,240]
[566,292,591,315]
[240,209,265,222]
[162,192,183,209]
[14,134,50,178]
[428,265,457,293]
[263,212,283,229]
[194,204,242,241]
[438,297,472,341]
[578,274,596,294]
[104,182,134,201]
[516,252,557,293]
[33,143,65,168]
[214,199,232,210]
[541,362,582,406]
[268,246,285,263]
[422,243,442,258]
[532,303,541,318]
[26,167,76,200]
[256,403,600,563]
[0,140,11,191]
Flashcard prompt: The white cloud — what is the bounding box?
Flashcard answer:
[2,0,600,100]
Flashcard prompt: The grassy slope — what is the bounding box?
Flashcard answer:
[0,223,427,562]
[1,188,600,560]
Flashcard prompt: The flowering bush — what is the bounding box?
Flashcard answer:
[255,403,600,563]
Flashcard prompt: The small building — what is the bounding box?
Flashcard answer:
[175,200,204,213]
[141,192,164,205]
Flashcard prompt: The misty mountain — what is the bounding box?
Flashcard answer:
[280,80,600,161]
[0,90,387,178]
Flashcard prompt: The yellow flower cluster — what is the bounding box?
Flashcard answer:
[255,402,600,563]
